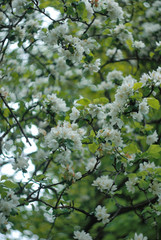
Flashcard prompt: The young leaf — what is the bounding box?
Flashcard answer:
[147,97,160,110]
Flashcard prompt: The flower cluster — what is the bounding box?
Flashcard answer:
[94,0,124,22]
[95,205,110,224]
[131,98,149,122]
[146,131,158,145]
[1,0,161,238]
[46,26,99,64]
[113,24,133,44]
[131,233,148,240]
[133,41,145,49]
[140,66,161,87]
[97,127,123,148]
[45,93,69,114]
[70,107,80,122]
[12,154,29,171]
[44,121,86,151]
[0,190,19,226]
[106,48,123,60]
[108,76,136,127]
[98,70,123,91]
[85,157,100,172]
[73,230,93,240]
[149,180,161,196]
[125,177,138,194]
[92,175,117,194]
[87,104,107,127]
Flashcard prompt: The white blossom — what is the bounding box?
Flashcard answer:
[0,213,7,225]
[3,140,16,152]
[133,41,145,49]
[139,99,149,115]
[46,93,69,113]
[140,73,150,86]
[47,23,68,45]
[131,112,143,122]
[131,233,148,240]
[0,12,5,21]
[107,70,123,82]
[7,190,19,206]
[44,121,86,151]
[75,172,82,180]
[149,67,161,86]
[106,48,123,60]
[84,59,101,73]
[139,162,156,172]
[113,24,133,43]
[0,193,19,216]
[142,23,161,37]
[0,87,9,98]
[12,0,27,10]
[74,230,93,240]
[146,131,158,145]
[85,157,100,172]
[82,0,94,17]
[108,76,135,125]
[70,107,80,122]
[95,205,110,224]
[97,127,123,147]
[92,175,117,194]
[45,136,59,150]
[94,0,124,22]
[156,41,161,47]
[149,180,161,197]
[12,154,29,170]
[126,177,138,194]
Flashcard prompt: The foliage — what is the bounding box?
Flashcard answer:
[0,0,161,239]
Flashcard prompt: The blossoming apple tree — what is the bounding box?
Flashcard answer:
[0,0,161,239]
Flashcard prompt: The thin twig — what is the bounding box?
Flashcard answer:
[0,94,32,146]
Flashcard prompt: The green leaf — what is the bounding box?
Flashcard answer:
[147,144,161,159]
[82,138,92,144]
[155,175,161,182]
[76,98,91,106]
[81,33,88,40]
[138,179,149,189]
[77,2,86,14]
[130,92,143,100]
[39,1,50,8]
[33,174,46,182]
[149,52,154,58]
[66,59,73,66]
[90,130,95,137]
[65,139,74,149]
[93,97,109,105]
[19,198,26,204]
[147,97,160,110]
[133,82,143,91]
[155,168,161,175]
[126,39,133,51]
[25,183,34,189]
[68,46,74,54]
[123,143,140,154]
[3,180,17,189]
[88,142,99,153]
[1,175,8,181]
[3,108,10,117]
[67,6,75,16]
[48,24,54,30]
[84,54,93,63]
[127,173,137,179]
[102,29,111,35]
[145,124,153,131]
